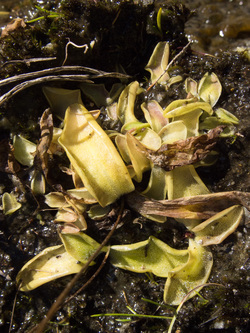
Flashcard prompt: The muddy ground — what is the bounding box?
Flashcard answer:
[0,1,249,332]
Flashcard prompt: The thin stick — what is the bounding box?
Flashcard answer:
[147,41,192,92]
[63,247,110,306]
[28,201,124,333]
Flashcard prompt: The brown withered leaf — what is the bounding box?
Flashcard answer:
[34,108,53,179]
[1,18,26,38]
[127,191,250,220]
[141,126,225,171]
[0,140,20,173]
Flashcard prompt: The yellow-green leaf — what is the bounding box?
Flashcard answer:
[2,192,21,215]
[59,231,106,263]
[164,239,213,305]
[13,135,36,167]
[16,245,84,291]
[110,236,189,277]
[145,42,170,83]
[198,72,222,107]
[58,103,135,207]
[192,205,244,246]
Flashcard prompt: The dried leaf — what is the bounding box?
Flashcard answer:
[0,140,20,174]
[138,126,225,171]
[1,18,26,38]
[110,236,189,277]
[33,108,53,180]
[164,239,213,305]
[126,191,250,220]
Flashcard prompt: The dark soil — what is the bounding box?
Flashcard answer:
[0,1,249,332]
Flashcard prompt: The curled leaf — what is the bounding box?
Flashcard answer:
[198,72,222,107]
[58,103,135,206]
[141,100,168,133]
[145,42,170,83]
[141,166,168,222]
[125,133,150,182]
[164,239,213,305]
[110,236,189,277]
[164,100,213,118]
[117,81,141,125]
[2,192,21,215]
[192,205,244,246]
[16,245,84,291]
[13,135,36,167]
[159,121,187,144]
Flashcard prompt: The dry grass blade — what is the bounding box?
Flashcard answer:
[168,283,225,333]
[0,72,129,106]
[0,66,125,87]
[127,191,250,219]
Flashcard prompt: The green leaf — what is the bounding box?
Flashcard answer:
[141,166,168,222]
[43,86,83,119]
[125,133,150,182]
[164,239,213,305]
[192,205,244,246]
[198,72,222,107]
[110,236,189,278]
[145,42,170,83]
[16,245,84,291]
[58,103,135,207]
[13,135,36,167]
[2,192,22,215]
[59,231,106,263]
[117,81,141,125]
[164,100,213,118]
[159,121,187,144]
[173,109,202,137]
[215,108,239,125]
[141,100,168,133]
